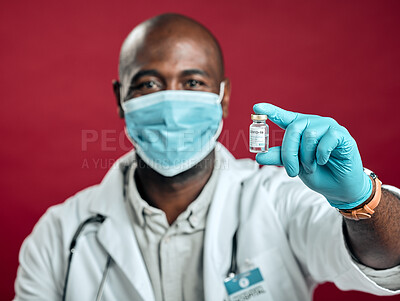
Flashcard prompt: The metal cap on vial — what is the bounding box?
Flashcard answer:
[251,114,268,121]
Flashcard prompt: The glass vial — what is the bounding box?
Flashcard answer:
[249,114,269,153]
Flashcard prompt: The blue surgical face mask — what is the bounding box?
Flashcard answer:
[121,83,225,177]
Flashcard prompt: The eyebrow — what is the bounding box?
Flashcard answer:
[181,69,210,78]
[129,69,161,86]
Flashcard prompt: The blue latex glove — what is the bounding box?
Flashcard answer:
[253,103,372,210]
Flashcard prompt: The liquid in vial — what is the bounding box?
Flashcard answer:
[249,114,269,153]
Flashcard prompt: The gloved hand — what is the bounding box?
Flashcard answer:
[253,103,373,210]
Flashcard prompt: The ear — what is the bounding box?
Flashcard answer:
[221,78,231,119]
[112,79,124,118]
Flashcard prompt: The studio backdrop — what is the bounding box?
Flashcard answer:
[1,0,399,300]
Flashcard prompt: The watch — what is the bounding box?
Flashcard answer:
[339,169,382,220]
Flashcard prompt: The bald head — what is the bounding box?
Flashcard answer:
[118,13,224,85]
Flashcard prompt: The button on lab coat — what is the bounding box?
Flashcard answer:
[14,143,400,300]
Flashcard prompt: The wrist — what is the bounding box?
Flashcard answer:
[333,172,373,210]
[339,170,382,220]
[350,175,376,210]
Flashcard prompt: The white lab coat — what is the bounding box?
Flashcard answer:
[14,143,400,301]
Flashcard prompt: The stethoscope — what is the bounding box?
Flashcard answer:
[62,214,111,301]
[61,165,241,301]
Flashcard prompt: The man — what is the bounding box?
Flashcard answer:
[14,13,400,301]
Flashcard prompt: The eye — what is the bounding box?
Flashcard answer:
[137,80,160,90]
[185,79,205,89]
[127,80,162,98]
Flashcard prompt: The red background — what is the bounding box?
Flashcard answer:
[1,0,399,300]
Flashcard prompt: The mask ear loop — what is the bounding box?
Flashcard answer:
[218,81,225,103]
[213,81,226,142]
[214,119,224,138]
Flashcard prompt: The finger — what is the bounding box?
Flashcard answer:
[281,118,308,177]
[253,103,300,129]
[316,127,343,165]
[255,147,283,166]
[299,128,319,173]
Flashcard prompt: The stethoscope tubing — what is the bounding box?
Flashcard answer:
[62,214,108,301]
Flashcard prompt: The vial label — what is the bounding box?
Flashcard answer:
[250,128,266,148]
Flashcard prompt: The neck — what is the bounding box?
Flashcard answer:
[134,151,215,224]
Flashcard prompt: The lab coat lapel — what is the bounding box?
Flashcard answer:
[89,152,155,301]
[203,144,258,301]
[96,216,154,301]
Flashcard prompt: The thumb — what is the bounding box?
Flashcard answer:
[255,147,283,166]
[253,103,299,129]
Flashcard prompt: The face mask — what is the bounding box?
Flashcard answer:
[121,83,225,177]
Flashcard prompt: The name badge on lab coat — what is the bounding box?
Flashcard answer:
[224,268,271,301]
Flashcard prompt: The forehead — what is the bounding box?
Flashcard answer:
[120,32,220,83]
